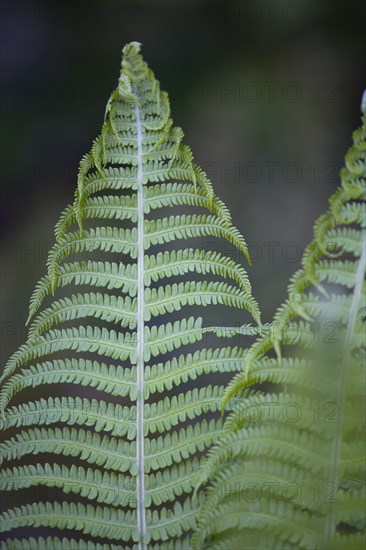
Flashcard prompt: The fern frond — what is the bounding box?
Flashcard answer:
[0,41,261,547]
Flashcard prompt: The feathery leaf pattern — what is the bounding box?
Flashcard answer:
[0,42,260,548]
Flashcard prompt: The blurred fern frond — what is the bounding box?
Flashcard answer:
[193,96,366,550]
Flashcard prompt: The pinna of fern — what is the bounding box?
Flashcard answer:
[0,42,262,549]
[192,96,366,549]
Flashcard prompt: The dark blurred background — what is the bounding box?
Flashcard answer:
[1,0,365,363]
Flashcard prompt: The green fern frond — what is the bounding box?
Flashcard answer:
[193,98,366,549]
[0,42,260,548]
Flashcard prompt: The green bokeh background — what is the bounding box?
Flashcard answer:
[1,0,365,363]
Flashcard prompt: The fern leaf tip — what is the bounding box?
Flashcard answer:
[122,41,142,58]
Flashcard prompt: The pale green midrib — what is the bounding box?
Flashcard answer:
[135,97,146,550]
[323,230,366,546]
